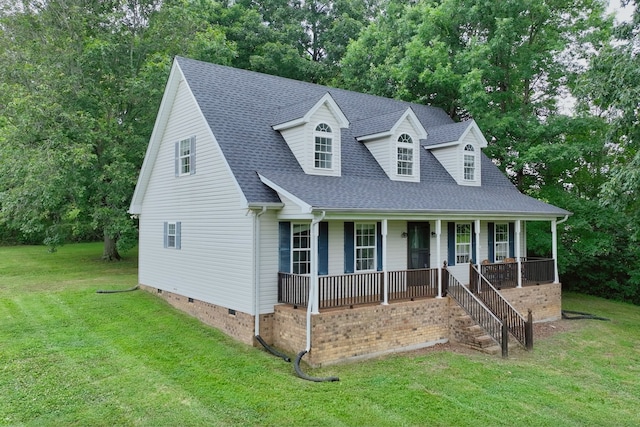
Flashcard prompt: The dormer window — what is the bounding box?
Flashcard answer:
[314,123,333,169]
[397,134,414,176]
[463,144,475,181]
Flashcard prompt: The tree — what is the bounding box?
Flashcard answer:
[0,0,236,258]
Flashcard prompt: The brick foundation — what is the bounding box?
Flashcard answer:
[274,298,451,366]
[499,282,562,322]
[138,284,274,346]
[141,282,561,366]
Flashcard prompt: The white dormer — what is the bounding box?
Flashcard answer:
[425,120,488,186]
[272,93,349,177]
[355,108,427,182]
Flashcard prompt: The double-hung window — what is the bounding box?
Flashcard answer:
[455,223,471,264]
[175,136,196,176]
[463,144,475,181]
[314,123,332,169]
[355,223,376,271]
[494,223,509,261]
[292,223,311,275]
[164,221,181,249]
[397,133,413,176]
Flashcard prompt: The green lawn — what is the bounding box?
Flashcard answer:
[1,243,639,426]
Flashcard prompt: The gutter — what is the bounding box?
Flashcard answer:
[253,206,267,338]
[306,210,325,352]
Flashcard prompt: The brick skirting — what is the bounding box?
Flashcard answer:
[140,282,561,366]
[138,284,274,346]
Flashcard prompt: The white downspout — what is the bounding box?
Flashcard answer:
[305,210,325,352]
[516,219,522,288]
[552,215,569,284]
[436,219,442,298]
[253,206,267,338]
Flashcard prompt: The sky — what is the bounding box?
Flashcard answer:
[608,0,635,23]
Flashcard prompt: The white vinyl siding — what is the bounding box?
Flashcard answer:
[138,78,254,314]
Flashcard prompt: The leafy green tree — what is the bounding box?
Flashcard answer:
[0,0,235,258]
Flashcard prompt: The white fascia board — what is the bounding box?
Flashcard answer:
[129,59,183,214]
[356,131,393,142]
[272,117,306,131]
[423,140,460,150]
[257,174,313,213]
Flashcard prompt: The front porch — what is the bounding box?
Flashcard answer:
[273,258,560,366]
[278,258,555,310]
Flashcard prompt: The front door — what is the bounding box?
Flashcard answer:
[407,222,430,269]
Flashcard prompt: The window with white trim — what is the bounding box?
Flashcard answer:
[175,136,196,176]
[397,133,413,175]
[494,223,509,261]
[314,123,332,169]
[292,223,311,275]
[463,144,475,181]
[355,223,376,271]
[456,223,471,264]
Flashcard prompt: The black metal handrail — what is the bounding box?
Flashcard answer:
[470,265,533,349]
[444,268,503,348]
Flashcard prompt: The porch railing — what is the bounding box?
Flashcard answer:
[388,268,439,300]
[278,268,439,309]
[277,272,309,308]
[470,265,533,350]
[443,267,503,349]
[479,258,554,289]
[318,272,383,309]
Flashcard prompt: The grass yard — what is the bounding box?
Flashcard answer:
[1,243,639,426]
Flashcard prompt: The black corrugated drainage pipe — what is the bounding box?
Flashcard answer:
[255,335,291,362]
[562,310,610,321]
[294,350,339,382]
[96,286,139,294]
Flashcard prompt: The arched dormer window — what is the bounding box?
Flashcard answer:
[314,123,332,169]
[396,133,413,176]
[463,144,475,181]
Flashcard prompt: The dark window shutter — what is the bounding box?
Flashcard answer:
[174,142,179,176]
[488,222,495,262]
[318,222,329,275]
[344,222,354,273]
[175,222,182,249]
[508,222,515,258]
[447,222,456,266]
[190,136,196,175]
[163,222,168,248]
[279,222,291,273]
[376,222,383,271]
[471,222,476,263]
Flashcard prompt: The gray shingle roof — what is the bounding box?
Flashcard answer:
[425,122,473,146]
[176,56,569,217]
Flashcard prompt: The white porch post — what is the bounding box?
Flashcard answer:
[310,220,320,314]
[516,219,522,288]
[474,219,481,266]
[436,219,443,298]
[382,219,389,305]
[552,219,559,283]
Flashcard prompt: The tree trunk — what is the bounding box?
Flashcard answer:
[102,230,121,261]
